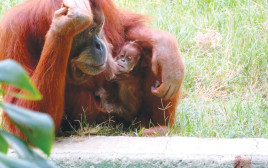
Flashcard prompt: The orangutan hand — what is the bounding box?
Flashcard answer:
[51,0,93,36]
[151,31,185,100]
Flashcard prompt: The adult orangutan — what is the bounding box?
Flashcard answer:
[0,0,185,136]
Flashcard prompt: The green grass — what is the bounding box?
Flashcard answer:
[1,0,267,138]
[115,0,268,138]
[0,0,24,17]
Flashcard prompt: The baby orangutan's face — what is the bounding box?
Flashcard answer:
[115,43,141,73]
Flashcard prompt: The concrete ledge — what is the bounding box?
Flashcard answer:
[50,136,268,168]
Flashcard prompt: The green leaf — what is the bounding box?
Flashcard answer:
[0,161,8,168]
[0,59,42,100]
[31,150,56,168]
[0,131,56,168]
[0,133,8,154]
[0,130,33,160]
[1,103,54,156]
[0,153,38,168]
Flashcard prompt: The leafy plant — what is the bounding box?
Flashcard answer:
[0,59,56,168]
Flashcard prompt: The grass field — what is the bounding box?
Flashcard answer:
[1,0,267,138]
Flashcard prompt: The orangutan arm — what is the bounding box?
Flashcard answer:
[2,0,93,132]
[126,26,185,100]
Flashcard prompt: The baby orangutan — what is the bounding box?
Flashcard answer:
[96,41,144,122]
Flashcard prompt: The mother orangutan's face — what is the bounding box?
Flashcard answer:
[68,6,107,82]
